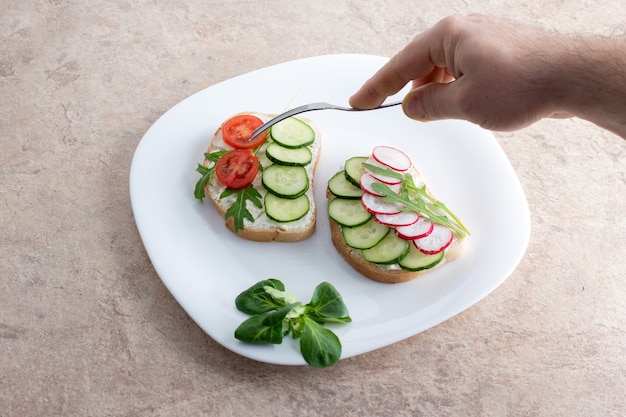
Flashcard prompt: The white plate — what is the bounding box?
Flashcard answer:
[130,54,530,365]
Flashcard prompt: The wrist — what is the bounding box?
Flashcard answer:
[553,35,626,137]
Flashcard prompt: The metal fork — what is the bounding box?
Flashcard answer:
[248,101,402,142]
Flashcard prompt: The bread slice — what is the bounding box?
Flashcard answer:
[202,112,321,242]
[327,151,467,284]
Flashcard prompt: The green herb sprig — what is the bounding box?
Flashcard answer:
[364,163,470,237]
[220,185,263,233]
[194,150,228,200]
[234,279,351,368]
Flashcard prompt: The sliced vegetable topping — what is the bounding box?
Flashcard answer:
[399,244,444,271]
[328,198,372,227]
[265,193,310,222]
[413,224,454,254]
[342,216,390,249]
[215,149,259,189]
[372,145,411,172]
[374,211,420,227]
[395,217,434,240]
[360,173,401,196]
[361,232,410,265]
[328,171,363,199]
[363,157,402,185]
[262,165,309,199]
[361,192,403,215]
[270,117,315,148]
[266,142,312,166]
[222,114,267,149]
[344,156,367,187]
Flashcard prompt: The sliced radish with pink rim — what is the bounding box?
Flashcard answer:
[361,192,403,215]
[375,211,419,227]
[363,158,402,185]
[395,217,434,240]
[360,173,401,197]
[413,224,453,254]
[372,146,411,172]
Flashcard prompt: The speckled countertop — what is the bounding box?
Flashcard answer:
[1,1,625,416]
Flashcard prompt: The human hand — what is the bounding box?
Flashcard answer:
[350,15,572,131]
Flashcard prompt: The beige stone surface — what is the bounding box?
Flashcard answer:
[1,1,625,416]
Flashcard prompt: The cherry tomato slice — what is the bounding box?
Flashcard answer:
[222,115,267,149]
[215,149,259,189]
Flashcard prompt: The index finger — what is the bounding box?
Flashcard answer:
[349,22,450,109]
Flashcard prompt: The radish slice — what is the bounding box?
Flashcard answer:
[413,224,453,254]
[361,192,403,215]
[363,158,402,185]
[395,217,434,240]
[372,146,411,172]
[360,173,401,197]
[375,211,419,227]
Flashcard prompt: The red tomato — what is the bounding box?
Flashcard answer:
[215,149,259,189]
[222,115,267,149]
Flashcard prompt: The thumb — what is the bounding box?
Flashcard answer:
[402,82,462,122]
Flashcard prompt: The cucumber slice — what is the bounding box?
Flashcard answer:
[344,156,367,187]
[328,171,363,199]
[399,243,444,271]
[270,117,315,149]
[328,198,371,227]
[265,193,310,222]
[362,232,410,265]
[266,142,312,166]
[342,217,390,249]
[262,165,309,199]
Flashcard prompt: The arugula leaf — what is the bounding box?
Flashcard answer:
[194,164,212,200]
[193,150,228,200]
[205,150,228,164]
[299,316,342,368]
[221,185,263,233]
[404,174,470,236]
[364,163,470,237]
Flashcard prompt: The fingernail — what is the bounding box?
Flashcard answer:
[404,94,426,120]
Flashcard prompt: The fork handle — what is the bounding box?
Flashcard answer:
[249,101,401,141]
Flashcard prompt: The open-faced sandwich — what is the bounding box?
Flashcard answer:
[327,146,470,283]
[194,112,321,242]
